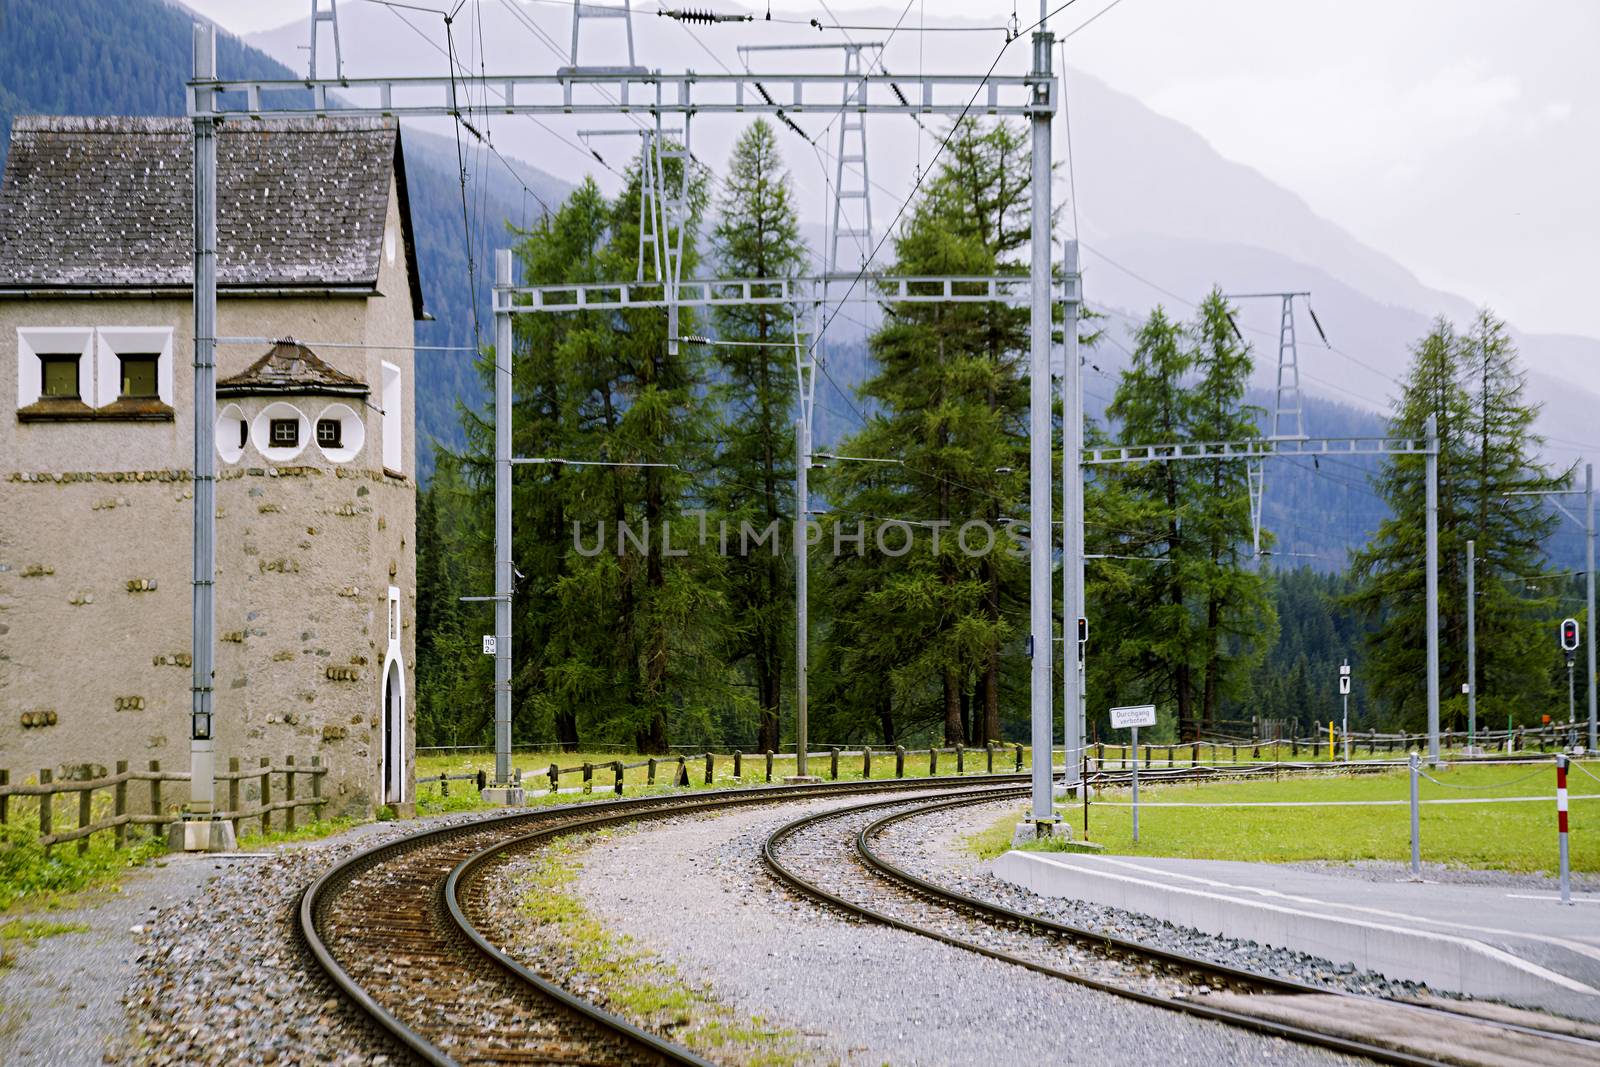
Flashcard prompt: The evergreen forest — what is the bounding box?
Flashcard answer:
[415,117,1591,752]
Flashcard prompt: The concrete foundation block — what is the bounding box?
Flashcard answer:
[1012,819,1067,847]
[168,818,238,853]
[782,775,821,784]
[480,786,525,806]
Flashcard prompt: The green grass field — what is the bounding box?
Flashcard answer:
[979,760,1599,874]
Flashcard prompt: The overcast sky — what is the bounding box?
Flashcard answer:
[183,0,1598,340]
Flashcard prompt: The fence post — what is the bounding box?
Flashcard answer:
[284,756,296,833]
[149,760,162,838]
[895,746,906,778]
[77,765,92,856]
[677,756,688,786]
[765,750,774,783]
[830,748,839,780]
[705,753,714,785]
[226,758,240,841]
[733,750,742,779]
[613,761,624,796]
[0,769,7,828]
[1191,742,1199,766]
[1557,754,1572,905]
[929,747,938,776]
[439,771,449,797]
[956,744,965,775]
[549,763,560,794]
[476,769,487,792]
[1408,751,1422,879]
[986,743,994,774]
[260,757,272,836]
[647,758,657,786]
[863,746,872,779]
[115,761,128,850]
[582,762,593,794]
[39,769,52,852]
[311,756,324,821]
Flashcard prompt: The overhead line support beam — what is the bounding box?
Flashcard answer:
[188,72,1049,119]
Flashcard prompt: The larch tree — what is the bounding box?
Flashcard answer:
[1350,312,1561,728]
[1101,307,1203,737]
[1185,290,1276,731]
[823,118,1031,746]
[708,120,807,753]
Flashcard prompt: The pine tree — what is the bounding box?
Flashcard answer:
[1186,290,1276,730]
[821,118,1031,746]
[1349,313,1562,728]
[708,120,807,752]
[1100,307,1204,737]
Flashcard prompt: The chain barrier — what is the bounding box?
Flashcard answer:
[1417,765,1550,791]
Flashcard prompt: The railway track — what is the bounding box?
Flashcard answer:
[298,774,1026,1066]
[762,788,1600,1067]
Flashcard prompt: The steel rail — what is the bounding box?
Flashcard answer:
[761,790,1451,1067]
[299,773,1026,1066]
[855,793,1600,1060]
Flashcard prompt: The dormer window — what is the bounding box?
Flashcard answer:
[270,418,300,447]
[40,354,81,398]
[119,354,159,398]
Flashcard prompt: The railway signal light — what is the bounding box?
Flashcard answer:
[1561,618,1580,653]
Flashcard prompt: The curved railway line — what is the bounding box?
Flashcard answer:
[762,788,1600,1067]
[297,767,1600,1067]
[298,775,1027,1066]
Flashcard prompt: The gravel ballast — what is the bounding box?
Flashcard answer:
[876,797,1436,999]
[570,789,1369,1066]
[107,810,507,1066]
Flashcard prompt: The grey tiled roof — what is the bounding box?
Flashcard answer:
[0,115,423,313]
[217,339,369,398]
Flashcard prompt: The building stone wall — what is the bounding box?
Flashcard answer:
[0,183,417,818]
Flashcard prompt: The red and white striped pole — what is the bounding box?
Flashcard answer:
[1557,754,1572,905]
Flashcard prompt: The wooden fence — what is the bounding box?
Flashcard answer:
[1095,723,1583,769]
[418,743,1028,798]
[0,756,328,854]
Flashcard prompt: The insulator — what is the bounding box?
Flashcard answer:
[659,7,752,23]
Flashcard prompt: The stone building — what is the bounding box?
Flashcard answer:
[0,115,423,816]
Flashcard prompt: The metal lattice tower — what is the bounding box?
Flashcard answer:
[1225,290,1315,558]
[737,42,880,275]
[1272,295,1308,440]
[307,0,343,81]
[645,115,691,355]
[578,128,683,282]
[831,46,875,274]
[564,1,644,73]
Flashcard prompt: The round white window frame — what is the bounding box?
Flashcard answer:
[216,403,248,465]
[252,401,310,463]
[313,402,365,464]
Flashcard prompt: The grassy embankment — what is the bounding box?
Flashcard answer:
[969,760,1599,874]
[519,833,810,1066]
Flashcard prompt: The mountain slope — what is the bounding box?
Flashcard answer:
[241,1,1600,469]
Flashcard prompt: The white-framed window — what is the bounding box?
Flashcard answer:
[15,327,174,412]
[381,361,402,473]
[313,402,365,464]
[217,403,248,464]
[16,327,93,408]
[251,401,310,463]
[94,327,174,407]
